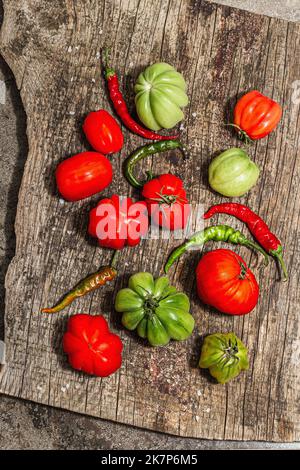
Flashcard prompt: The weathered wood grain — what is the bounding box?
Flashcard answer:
[0,0,299,441]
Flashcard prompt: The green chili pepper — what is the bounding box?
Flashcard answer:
[164,224,269,273]
[124,139,185,189]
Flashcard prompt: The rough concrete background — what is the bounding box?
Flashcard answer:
[213,0,300,21]
[0,0,299,450]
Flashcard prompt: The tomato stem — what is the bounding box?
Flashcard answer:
[239,262,247,280]
[147,190,186,206]
[226,123,253,144]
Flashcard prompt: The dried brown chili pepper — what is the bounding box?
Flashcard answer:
[204,203,288,281]
[103,49,178,141]
[42,252,118,313]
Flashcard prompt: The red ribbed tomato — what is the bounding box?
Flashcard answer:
[196,249,259,316]
[88,195,149,250]
[233,90,282,141]
[63,314,123,377]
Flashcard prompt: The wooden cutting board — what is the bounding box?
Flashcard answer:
[1,0,299,441]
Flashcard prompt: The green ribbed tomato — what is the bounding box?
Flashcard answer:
[134,63,188,130]
[199,332,249,384]
[208,148,260,197]
[115,272,194,346]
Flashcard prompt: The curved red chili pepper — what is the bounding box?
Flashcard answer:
[204,203,288,281]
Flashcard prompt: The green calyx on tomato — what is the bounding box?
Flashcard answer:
[134,63,189,130]
[208,147,259,197]
[115,272,194,346]
[199,332,249,384]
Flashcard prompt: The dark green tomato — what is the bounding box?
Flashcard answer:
[115,272,194,347]
[199,332,249,384]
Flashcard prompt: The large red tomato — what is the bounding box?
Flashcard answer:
[196,249,259,315]
[56,151,112,201]
[142,173,190,230]
[83,110,124,154]
[233,90,282,141]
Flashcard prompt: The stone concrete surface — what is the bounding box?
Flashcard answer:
[1,0,300,450]
[212,0,300,22]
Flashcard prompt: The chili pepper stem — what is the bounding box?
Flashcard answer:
[244,241,269,265]
[110,249,120,269]
[102,47,115,78]
[226,123,253,144]
[272,252,288,282]
[102,47,109,66]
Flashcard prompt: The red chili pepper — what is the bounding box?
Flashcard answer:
[103,50,178,141]
[204,203,288,281]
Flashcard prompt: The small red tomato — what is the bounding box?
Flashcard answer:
[63,314,123,377]
[233,90,282,141]
[142,174,190,231]
[88,194,149,250]
[196,249,259,316]
[56,151,113,201]
[83,110,124,154]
